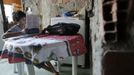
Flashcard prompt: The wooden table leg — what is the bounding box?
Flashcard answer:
[26,64,35,75]
[72,56,78,75]
[14,64,18,73]
[17,62,24,75]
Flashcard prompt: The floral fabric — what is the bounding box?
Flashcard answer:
[0,34,86,65]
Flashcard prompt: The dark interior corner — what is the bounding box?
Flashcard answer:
[102,0,134,75]
[103,0,134,50]
[103,51,134,75]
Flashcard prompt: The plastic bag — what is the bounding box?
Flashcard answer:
[42,23,80,35]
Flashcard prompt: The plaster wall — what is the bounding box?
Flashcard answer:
[90,0,104,75]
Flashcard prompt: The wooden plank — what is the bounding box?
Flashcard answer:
[3,0,21,5]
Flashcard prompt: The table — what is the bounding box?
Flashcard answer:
[0,34,86,75]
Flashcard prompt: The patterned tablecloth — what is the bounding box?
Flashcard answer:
[0,34,86,65]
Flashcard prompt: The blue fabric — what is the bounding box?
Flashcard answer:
[8,25,22,32]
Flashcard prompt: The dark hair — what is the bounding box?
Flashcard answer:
[12,11,26,22]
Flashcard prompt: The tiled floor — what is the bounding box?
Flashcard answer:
[0,59,90,75]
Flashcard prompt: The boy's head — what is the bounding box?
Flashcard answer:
[12,11,26,22]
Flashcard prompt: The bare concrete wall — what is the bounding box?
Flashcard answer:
[0,7,5,49]
[24,0,89,28]
[90,0,104,75]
